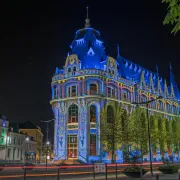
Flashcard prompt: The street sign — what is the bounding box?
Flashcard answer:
[94,163,106,173]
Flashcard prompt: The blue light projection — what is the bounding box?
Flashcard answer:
[51,14,180,164]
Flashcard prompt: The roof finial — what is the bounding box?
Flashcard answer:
[85,6,90,28]
[86,6,89,19]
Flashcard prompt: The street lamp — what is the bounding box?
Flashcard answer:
[45,141,50,170]
[132,95,163,176]
[23,136,30,163]
[41,119,55,142]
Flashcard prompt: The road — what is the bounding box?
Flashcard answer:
[0,164,179,180]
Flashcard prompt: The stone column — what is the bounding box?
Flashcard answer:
[56,101,66,160]
[78,98,88,163]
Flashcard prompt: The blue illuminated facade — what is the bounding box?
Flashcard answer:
[50,14,180,163]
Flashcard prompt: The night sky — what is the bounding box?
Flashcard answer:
[0,0,180,142]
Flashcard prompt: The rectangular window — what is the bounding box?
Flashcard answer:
[68,68,71,72]
[72,86,76,96]
[68,135,78,158]
[73,67,76,72]
[123,92,127,100]
[7,149,11,158]
[17,149,20,158]
[90,134,96,155]
[68,85,77,97]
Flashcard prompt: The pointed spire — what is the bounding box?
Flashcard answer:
[156,64,159,77]
[85,6,90,28]
[164,79,168,96]
[117,44,120,56]
[149,73,154,92]
[169,63,179,99]
[157,77,162,94]
[170,63,175,85]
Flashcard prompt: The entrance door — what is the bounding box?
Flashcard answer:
[68,135,78,159]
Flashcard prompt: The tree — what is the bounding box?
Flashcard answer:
[100,102,124,163]
[157,115,167,153]
[172,117,180,152]
[150,115,159,152]
[162,0,180,34]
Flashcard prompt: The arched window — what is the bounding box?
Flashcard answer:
[141,95,147,107]
[53,85,58,99]
[108,86,116,98]
[107,106,114,123]
[90,105,96,123]
[68,105,78,123]
[166,103,170,113]
[68,85,77,97]
[90,84,98,95]
[173,105,177,115]
[122,89,131,102]
[149,98,155,109]
[159,100,163,111]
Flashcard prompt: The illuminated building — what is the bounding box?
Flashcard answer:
[51,9,179,163]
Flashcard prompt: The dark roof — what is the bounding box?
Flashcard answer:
[19,121,39,129]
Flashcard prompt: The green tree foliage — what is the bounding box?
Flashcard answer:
[162,0,180,34]
[157,115,167,153]
[101,101,180,162]
[172,117,180,151]
[150,115,159,151]
[128,107,148,153]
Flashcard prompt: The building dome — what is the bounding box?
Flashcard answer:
[70,27,107,70]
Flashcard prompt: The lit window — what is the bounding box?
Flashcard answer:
[90,134,96,155]
[123,92,127,100]
[108,87,115,97]
[90,84,97,95]
[90,105,96,123]
[68,68,71,72]
[68,105,78,123]
[68,85,77,97]
[73,67,76,72]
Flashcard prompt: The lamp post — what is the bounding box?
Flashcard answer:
[132,95,163,176]
[41,119,55,163]
[45,141,50,170]
[23,136,29,164]
[41,119,55,143]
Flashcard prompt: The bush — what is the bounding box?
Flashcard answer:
[159,166,179,174]
[124,166,146,173]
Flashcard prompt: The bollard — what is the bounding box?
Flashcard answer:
[179,175,180,180]
[57,166,60,180]
[24,166,26,180]
[93,163,95,180]
[156,175,159,180]
[115,163,117,180]
[105,163,107,180]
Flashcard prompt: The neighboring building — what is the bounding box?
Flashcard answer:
[0,118,37,163]
[18,121,43,161]
[50,12,180,163]
[0,116,9,160]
